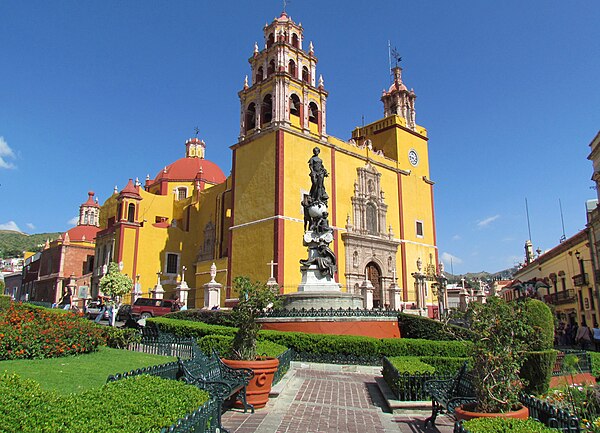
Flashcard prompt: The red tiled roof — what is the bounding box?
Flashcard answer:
[64,225,99,242]
[120,179,141,198]
[153,157,226,185]
[82,191,100,208]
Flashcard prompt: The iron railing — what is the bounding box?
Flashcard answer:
[382,357,451,401]
[160,397,220,433]
[544,289,577,305]
[272,348,293,385]
[552,350,592,376]
[127,331,196,359]
[260,307,399,318]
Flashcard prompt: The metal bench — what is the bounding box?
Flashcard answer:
[423,362,476,427]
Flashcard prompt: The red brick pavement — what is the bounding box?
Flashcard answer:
[221,367,454,433]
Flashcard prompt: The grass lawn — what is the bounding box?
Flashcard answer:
[0,347,175,394]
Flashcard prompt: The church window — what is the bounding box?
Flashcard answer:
[83,211,89,225]
[288,59,296,77]
[117,203,123,221]
[289,94,300,116]
[166,253,179,275]
[267,59,275,77]
[353,251,359,268]
[302,66,309,83]
[127,203,136,223]
[416,220,424,238]
[177,187,187,201]
[89,213,95,226]
[262,94,273,124]
[366,203,378,234]
[246,103,256,131]
[292,33,299,48]
[267,33,274,48]
[256,67,264,82]
[308,102,318,124]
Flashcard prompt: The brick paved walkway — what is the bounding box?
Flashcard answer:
[221,364,454,433]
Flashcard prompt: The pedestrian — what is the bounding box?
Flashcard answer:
[62,289,72,310]
[575,320,592,351]
[593,323,600,351]
[94,295,107,323]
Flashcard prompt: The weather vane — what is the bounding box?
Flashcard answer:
[194,126,200,137]
[283,0,291,13]
[391,47,402,67]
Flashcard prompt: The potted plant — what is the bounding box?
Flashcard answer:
[221,276,280,409]
[455,297,533,420]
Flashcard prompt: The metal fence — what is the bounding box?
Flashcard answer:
[381,356,452,401]
[521,394,581,433]
[159,398,221,433]
[553,350,592,376]
[260,307,399,318]
[273,348,293,385]
[127,331,196,359]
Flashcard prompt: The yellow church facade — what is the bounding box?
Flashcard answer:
[91,12,440,316]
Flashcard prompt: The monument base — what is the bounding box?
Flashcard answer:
[281,291,364,310]
[297,264,342,292]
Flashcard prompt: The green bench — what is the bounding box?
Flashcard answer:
[423,362,476,427]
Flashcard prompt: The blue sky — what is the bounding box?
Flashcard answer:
[1,1,599,274]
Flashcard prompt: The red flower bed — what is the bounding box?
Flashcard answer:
[0,303,106,360]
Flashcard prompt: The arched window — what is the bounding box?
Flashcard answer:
[266,33,274,48]
[245,103,256,131]
[302,66,309,83]
[261,94,273,124]
[116,203,123,221]
[256,67,264,82]
[308,102,319,124]
[127,203,136,223]
[267,59,275,77]
[289,94,300,116]
[366,203,377,234]
[288,59,296,77]
[83,211,89,225]
[292,33,299,48]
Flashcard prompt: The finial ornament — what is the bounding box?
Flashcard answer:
[254,41,259,54]
[114,185,118,194]
[146,174,150,181]
[309,41,314,54]
[244,75,248,89]
[318,74,324,88]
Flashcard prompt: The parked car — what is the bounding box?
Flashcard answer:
[84,300,109,320]
[131,298,177,319]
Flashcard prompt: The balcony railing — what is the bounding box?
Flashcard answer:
[572,273,589,286]
[544,289,577,305]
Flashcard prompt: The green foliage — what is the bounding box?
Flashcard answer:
[0,230,62,257]
[542,383,600,432]
[520,350,557,395]
[0,303,105,360]
[101,326,142,349]
[0,373,211,433]
[461,417,557,433]
[165,308,236,326]
[229,276,279,361]
[149,317,237,337]
[0,294,11,310]
[0,280,5,293]
[590,352,600,378]
[99,262,133,300]
[387,356,435,374]
[466,297,534,413]
[397,312,477,341]
[418,356,471,375]
[379,337,473,358]
[520,299,554,351]
[197,335,287,359]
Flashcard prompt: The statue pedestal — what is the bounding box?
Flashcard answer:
[388,285,402,310]
[151,284,164,300]
[297,264,341,292]
[203,281,221,309]
[176,281,190,309]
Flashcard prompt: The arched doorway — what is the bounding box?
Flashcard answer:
[366,262,382,308]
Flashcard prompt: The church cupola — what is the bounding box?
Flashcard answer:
[238,11,328,141]
[78,191,100,227]
[185,137,205,159]
[381,66,417,130]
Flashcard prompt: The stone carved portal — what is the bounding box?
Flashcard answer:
[342,163,400,308]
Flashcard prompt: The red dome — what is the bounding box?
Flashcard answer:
[153,157,226,185]
[64,225,99,242]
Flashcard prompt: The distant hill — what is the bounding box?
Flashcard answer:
[445,266,517,284]
[0,230,63,258]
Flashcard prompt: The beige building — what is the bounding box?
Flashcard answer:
[587,131,600,326]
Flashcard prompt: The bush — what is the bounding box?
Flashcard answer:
[418,356,470,375]
[590,351,600,378]
[520,350,557,395]
[379,338,473,358]
[101,326,142,349]
[461,417,557,433]
[0,373,211,433]
[0,295,11,310]
[398,312,477,341]
[165,308,236,326]
[520,299,554,351]
[197,335,287,358]
[149,317,237,338]
[387,356,435,374]
[0,303,105,360]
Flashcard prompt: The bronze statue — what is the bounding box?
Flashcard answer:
[300,241,337,278]
[308,147,328,204]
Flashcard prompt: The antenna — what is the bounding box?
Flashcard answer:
[388,40,392,82]
[559,199,567,242]
[525,198,532,241]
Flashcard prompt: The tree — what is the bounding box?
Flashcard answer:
[99,262,132,326]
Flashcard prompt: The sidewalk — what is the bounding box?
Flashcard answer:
[221,362,455,433]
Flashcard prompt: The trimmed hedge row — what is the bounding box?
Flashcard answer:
[149,317,473,359]
[590,351,600,378]
[165,309,236,327]
[197,335,288,359]
[520,350,557,395]
[461,417,557,433]
[397,312,477,341]
[0,373,211,433]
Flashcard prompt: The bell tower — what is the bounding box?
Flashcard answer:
[238,12,328,141]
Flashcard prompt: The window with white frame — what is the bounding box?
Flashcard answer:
[177,187,187,201]
[166,253,179,275]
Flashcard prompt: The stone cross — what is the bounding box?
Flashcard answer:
[156,271,162,286]
[181,266,186,282]
[268,260,278,279]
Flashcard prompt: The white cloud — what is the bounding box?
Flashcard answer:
[452,234,461,241]
[477,214,500,228]
[441,252,463,265]
[67,216,79,226]
[0,221,22,232]
[26,223,35,230]
[0,137,16,169]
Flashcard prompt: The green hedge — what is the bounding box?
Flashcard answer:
[197,335,287,358]
[521,299,554,351]
[0,295,11,310]
[418,356,471,375]
[387,356,435,374]
[461,417,557,433]
[0,373,211,433]
[101,326,142,349]
[590,351,600,378]
[150,317,473,359]
[397,312,477,341]
[164,309,236,326]
[520,350,557,395]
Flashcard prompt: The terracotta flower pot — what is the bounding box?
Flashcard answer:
[455,403,529,422]
[222,357,280,409]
